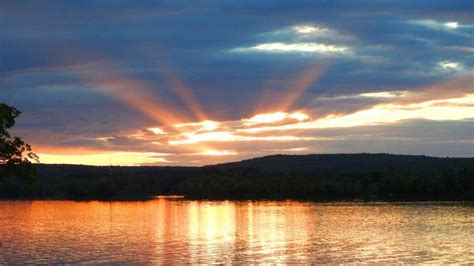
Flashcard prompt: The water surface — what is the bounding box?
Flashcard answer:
[0,199,473,264]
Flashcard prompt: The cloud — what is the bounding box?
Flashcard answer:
[231,23,350,55]
[438,60,465,72]
[294,25,324,34]
[409,19,470,32]
[243,111,308,126]
[411,19,459,30]
[233,42,349,54]
[359,91,410,98]
[443,46,474,53]
[197,150,237,156]
[148,127,166,135]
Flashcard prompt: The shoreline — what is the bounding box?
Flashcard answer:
[1,195,473,203]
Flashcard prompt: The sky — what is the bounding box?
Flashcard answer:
[1,0,473,166]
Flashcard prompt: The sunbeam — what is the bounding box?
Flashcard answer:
[253,62,328,115]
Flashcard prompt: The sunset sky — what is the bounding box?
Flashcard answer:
[1,0,473,166]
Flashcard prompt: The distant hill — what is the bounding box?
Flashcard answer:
[212,153,474,174]
[36,153,474,179]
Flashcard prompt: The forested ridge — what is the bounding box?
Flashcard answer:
[1,154,473,201]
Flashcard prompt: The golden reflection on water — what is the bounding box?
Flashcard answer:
[0,199,473,264]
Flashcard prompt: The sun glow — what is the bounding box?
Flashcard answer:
[175,120,220,131]
[242,94,474,133]
[198,150,237,156]
[244,111,310,125]
[169,131,235,145]
[148,127,165,134]
[245,112,287,125]
[288,112,310,121]
[38,152,170,166]
[199,120,220,131]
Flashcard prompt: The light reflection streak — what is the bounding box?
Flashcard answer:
[2,200,472,264]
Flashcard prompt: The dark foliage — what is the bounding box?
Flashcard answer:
[0,104,38,195]
[1,154,473,201]
[181,154,474,200]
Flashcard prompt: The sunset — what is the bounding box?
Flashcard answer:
[1,0,473,264]
[2,1,473,166]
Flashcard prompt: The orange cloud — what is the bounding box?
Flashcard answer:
[244,94,474,133]
[33,145,104,155]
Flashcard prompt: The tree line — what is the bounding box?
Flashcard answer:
[2,158,473,201]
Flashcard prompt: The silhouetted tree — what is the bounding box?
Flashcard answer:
[0,103,38,185]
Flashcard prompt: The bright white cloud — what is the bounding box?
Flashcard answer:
[148,127,165,134]
[175,120,220,131]
[438,61,464,71]
[198,150,237,156]
[444,22,459,29]
[316,91,409,101]
[288,112,310,121]
[359,91,409,98]
[199,120,219,131]
[244,112,287,125]
[244,111,309,126]
[267,24,334,38]
[234,42,348,54]
[232,23,350,55]
[294,25,329,34]
[411,19,461,31]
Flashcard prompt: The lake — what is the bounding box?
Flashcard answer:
[0,199,473,264]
